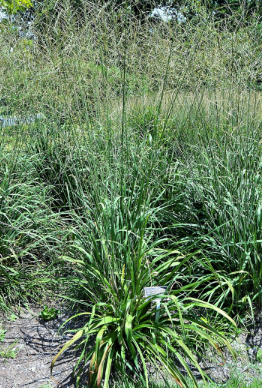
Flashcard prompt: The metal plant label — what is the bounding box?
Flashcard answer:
[144,286,168,322]
[144,286,167,301]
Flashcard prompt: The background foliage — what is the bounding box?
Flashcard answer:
[0,1,262,387]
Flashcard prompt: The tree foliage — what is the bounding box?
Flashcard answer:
[1,0,261,22]
[0,0,32,14]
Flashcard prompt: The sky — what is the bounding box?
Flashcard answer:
[0,8,6,21]
[151,7,173,22]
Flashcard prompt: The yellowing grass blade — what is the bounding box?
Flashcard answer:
[51,329,86,375]
[97,344,111,387]
[186,297,236,326]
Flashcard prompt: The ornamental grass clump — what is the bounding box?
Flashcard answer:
[52,177,236,388]
[0,147,66,308]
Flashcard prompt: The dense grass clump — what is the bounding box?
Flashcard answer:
[0,143,68,308]
[0,2,262,387]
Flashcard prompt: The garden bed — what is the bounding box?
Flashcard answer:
[1,305,262,388]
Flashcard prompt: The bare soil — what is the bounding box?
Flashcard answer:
[1,304,262,387]
[192,318,262,385]
[0,304,79,388]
